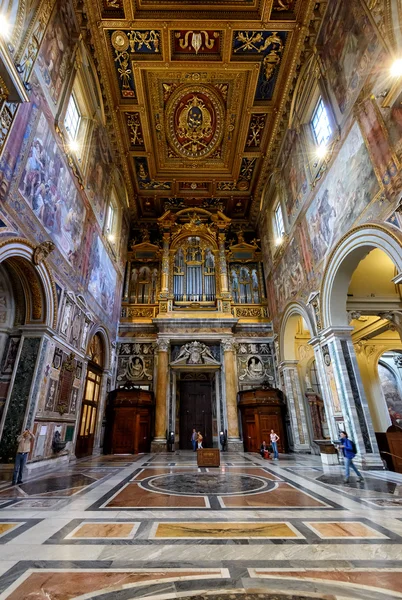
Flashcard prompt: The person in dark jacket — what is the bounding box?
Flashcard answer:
[338,431,364,483]
[260,440,270,459]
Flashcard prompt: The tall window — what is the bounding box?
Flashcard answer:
[105,203,115,235]
[311,97,332,147]
[64,94,81,140]
[274,202,285,239]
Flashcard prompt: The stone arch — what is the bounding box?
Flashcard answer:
[87,325,111,372]
[279,302,316,362]
[0,238,57,328]
[321,224,402,330]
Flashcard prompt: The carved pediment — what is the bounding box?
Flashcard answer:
[171,341,220,368]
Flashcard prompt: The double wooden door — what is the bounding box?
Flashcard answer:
[242,409,286,453]
[179,380,212,449]
[75,366,102,458]
[112,407,152,454]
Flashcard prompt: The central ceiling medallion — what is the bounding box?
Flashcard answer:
[166,84,225,159]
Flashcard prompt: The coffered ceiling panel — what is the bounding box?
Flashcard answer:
[84,0,324,222]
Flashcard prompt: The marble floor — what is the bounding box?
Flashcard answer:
[0,451,401,599]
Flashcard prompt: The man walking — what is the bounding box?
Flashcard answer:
[270,429,280,460]
[338,431,364,484]
[12,428,35,486]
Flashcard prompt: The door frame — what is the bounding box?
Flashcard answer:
[171,369,224,449]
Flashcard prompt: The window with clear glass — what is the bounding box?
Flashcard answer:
[64,94,81,140]
[274,203,285,239]
[106,203,115,234]
[311,97,332,147]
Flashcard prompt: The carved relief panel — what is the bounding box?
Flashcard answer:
[43,347,82,415]
[236,342,275,388]
[116,342,155,386]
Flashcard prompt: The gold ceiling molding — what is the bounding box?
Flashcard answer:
[82,0,310,220]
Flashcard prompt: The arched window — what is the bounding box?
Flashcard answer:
[173,236,216,303]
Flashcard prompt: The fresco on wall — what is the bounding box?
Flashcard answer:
[18,112,86,263]
[280,129,309,223]
[378,362,402,425]
[273,232,306,313]
[86,125,113,225]
[306,123,380,264]
[88,234,117,314]
[318,0,380,115]
[358,98,399,186]
[36,0,78,105]
[1,0,41,53]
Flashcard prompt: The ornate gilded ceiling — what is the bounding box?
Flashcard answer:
[81,0,321,223]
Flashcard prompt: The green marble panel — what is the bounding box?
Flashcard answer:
[0,337,41,463]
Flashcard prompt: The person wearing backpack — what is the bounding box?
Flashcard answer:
[338,431,364,484]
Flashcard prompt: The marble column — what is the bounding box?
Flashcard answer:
[319,326,383,469]
[221,338,243,451]
[309,336,339,443]
[278,360,311,452]
[151,338,169,452]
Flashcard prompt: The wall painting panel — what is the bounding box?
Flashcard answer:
[306,122,380,264]
[318,0,380,115]
[88,234,117,315]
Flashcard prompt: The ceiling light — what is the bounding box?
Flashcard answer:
[316,144,327,159]
[107,233,115,242]
[0,14,10,38]
[68,140,80,153]
[275,236,283,246]
[390,58,402,77]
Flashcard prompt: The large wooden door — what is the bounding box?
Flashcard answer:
[138,411,151,453]
[179,380,212,449]
[260,414,285,453]
[113,408,136,454]
[243,418,258,452]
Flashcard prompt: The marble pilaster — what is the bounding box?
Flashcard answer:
[278,360,310,452]
[309,336,339,443]
[151,338,170,452]
[319,326,383,469]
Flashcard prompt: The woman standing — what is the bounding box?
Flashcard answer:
[270,429,280,460]
[197,431,203,450]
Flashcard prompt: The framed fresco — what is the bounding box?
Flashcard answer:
[17,111,86,265]
[317,0,381,116]
[88,234,118,314]
[305,122,381,265]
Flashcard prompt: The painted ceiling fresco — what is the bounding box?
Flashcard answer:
[86,0,316,221]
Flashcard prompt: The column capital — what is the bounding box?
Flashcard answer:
[156,338,170,352]
[221,338,235,352]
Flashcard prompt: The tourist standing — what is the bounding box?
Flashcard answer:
[191,428,197,452]
[270,429,279,460]
[12,429,35,486]
[337,431,364,483]
[197,431,203,450]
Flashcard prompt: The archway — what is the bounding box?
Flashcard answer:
[319,225,402,467]
[0,240,55,462]
[279,303,321,452]
[75,332,105,458]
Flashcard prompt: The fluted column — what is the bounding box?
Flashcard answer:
[221,338,243,451]
[151,338,169,452]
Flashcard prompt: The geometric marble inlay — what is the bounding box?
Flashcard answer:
[304,521,387,539]
[148,473,271,495]
[153,521,301,538]
[68,522,139,539]
[0,523,20,537]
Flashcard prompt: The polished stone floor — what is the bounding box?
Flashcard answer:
[0,451,401,598]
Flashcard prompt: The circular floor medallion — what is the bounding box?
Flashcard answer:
[145,473,273,496]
